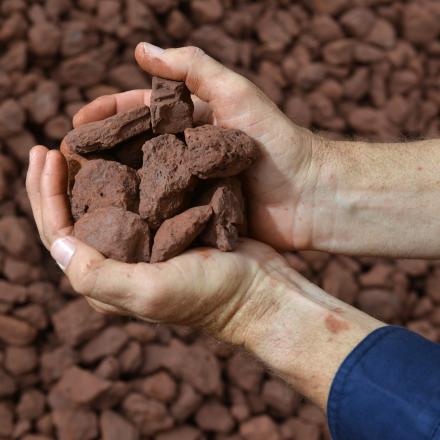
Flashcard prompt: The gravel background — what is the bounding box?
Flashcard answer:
[0,0,439,439]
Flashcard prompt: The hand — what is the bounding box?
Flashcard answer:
[26,146,383,412]
[26,145,295,343]
[73,43,323,251]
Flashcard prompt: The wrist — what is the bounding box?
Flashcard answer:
[244,268,384,411]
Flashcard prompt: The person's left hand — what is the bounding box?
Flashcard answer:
[25,146,296,346]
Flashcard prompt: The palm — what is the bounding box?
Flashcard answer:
[209,89,313,250]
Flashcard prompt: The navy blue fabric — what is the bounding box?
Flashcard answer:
[328,326,440,440]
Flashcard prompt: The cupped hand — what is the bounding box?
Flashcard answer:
[26,146,296,346]
[73,44,322,251]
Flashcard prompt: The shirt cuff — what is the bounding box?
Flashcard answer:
[327,326,440,440]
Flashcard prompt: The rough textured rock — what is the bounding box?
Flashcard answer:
[71,159,139,220]
[74,207,151,263]
[150,77,194,134]
[197,178,246,251]
[139,134,196,229]
[64,106,151,153]
[184,125,259,179]
[151,205,212,263]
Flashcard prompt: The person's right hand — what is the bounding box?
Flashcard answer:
[73,44,324,252]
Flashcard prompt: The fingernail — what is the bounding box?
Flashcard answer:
[51,237,76,271]
[142,42,164,57]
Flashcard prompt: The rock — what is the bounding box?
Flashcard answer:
[53,409,98,440]
[122,393,174,436]
[240,415,280,440]
[139,134,196,229]
[139,371,177,402]
[100,410,139,440]
[5,345,38,375]
[262,378,300,417]
[40,346,77,383]
[195,401,235,433]
[151,205,212,263]
[0,315,37,346]
[74,207,151,263]
[81,326,129,364]
[55,366,111,405]
[227,352,265,392]
[150,77,194,134]
[197,178,246,251]
[52,298,106,347]
[184,125,259,179]
[17,389,46,420]
[171,383,202,422]
[64,105,151,154]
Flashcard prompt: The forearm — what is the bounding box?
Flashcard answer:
[243,269,384,411]
[302,137,440,258]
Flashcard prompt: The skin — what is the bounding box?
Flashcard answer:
[27,43,438,412]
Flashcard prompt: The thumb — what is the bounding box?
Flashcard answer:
[134,43,253,105]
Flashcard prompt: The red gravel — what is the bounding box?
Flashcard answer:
[1,0,440,438]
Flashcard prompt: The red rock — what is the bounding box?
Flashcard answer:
[227,352,264,392]
[81,326,129,364]
[150,77,194,134]
[323,260,358,304]
[197,178,246,252]
[0,403,13,438]
[14,304,48,330]
[95,356,120,380]
[151,205,212,263]
[0,280,27,304]
[119,341,143,374]
[29,21,61,56]
[59,50,106,87]
[0,99,25,137]
[240,415,280,440]
[407,320,438,342]
[139,134,196,229]
[191,0,223,23]
[262,378,300,417]
[124,322,156,343]
[0,216,40,262]
[280,418,320,440]
[52,298,106,347]
[122,393,174,436]
[74,207,151,263]
[0,368,16,397]
[21,80,60,124]
[359,264,393,287]
[17,389,46,420]
[55,366,111,405]
[61,21,97,57]
[44,115,72,141]
[340,8,375,37]
[185,125,259,179]
[403,1,440,45]
[357,289,401,322]
[100,410,139,440]
[195,401,235,433]
[190,26,239,65]
[156,426,203,440]
[139,371,177,403]
[365,18,396,50]
[310,15,343,42]
[53,409,98,440]
[5,345,38,375]
[166,10,192,39]
[171,383,203,422]
[323,39,354,65]
[0,314,37,346]
[65,106,150,154]
[108,63,150,90]
[298,403,327,425]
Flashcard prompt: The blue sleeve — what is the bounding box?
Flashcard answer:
[327,326,440,440]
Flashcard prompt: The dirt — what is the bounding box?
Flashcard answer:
[1,1,440,439]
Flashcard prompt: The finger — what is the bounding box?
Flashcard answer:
[73,90,212,127]
[86,297,128,316]
[73,90,150,128]
[50,235,221,322]
[26,145,49,248]
[40,150,73,246]
[134,43,253,106]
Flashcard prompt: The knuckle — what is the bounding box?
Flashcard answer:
[69,258,101,296]
[185,46,206,60]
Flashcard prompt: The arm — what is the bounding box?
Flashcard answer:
[302,138,440,258]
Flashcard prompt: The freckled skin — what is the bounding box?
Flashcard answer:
[324,313,350,334]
